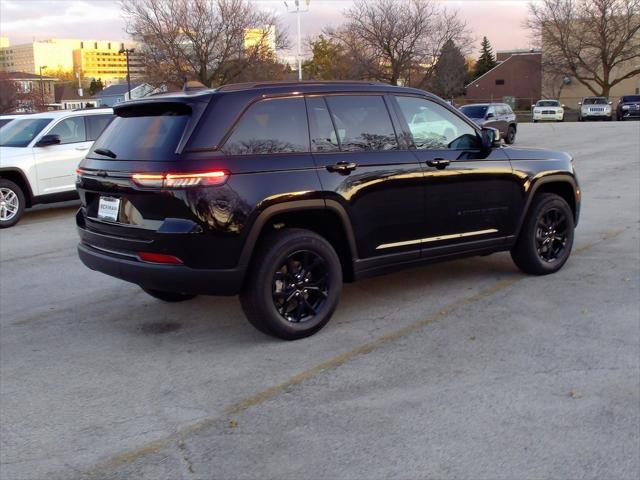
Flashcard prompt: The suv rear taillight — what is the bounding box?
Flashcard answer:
[131,171,228,188]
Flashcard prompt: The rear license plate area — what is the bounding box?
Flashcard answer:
[97,196,120,222]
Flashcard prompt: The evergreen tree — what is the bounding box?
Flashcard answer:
[431,39,467,99]
[474,37,497,79]
[88,78,104,96]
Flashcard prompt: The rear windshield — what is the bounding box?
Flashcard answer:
[459,105,488,118]
[622,95,640,102]
[90,111,189,161]
[536,100,560,107]
[583,98,607,105]
[0,118,52,148]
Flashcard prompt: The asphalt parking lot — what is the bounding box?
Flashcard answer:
[1,121,639,480]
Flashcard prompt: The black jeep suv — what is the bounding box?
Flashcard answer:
[76,82,580,340]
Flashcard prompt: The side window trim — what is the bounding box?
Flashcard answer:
[323,93,400,153]
[305,95,342,152]
[391,94,482,152]
[221,96,311,156]
[44,116,88,145]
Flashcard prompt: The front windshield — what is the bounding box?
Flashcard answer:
[0,118,52,147]
[622,95,640,103]
[459,105,488,118]
[583,98,607,105]
[536,100,560,107]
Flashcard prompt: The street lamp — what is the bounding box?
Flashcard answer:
[39,65,47,110]
[284,0,310,81]
[118,47,135,100]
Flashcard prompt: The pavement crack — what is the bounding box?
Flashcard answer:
[177,440,196,477]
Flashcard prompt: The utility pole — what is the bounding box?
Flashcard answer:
[39,65,47,110]
[284,0,310,81]
[119,47,135,100]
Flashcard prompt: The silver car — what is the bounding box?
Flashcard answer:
[578,97,612,121]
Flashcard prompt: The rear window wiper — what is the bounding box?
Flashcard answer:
[94,148,117,159]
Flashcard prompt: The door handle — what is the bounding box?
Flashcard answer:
[326,161,357,174]
[426,158,450,169]
[75,146,90,151]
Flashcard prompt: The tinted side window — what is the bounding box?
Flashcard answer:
[395,96,479,150]
[325,95,397,152]
[223,97,309,155]
[86,114,114,141]
[307,96,339,153]
[48,117,86,144]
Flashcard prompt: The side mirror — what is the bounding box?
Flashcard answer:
[561,104,566,108]
[531,104,536,109]
[608,101,612,105]
[36,134,61,147]
[486,112,495,119]
[578,102,582,105]
[481,127,500,152]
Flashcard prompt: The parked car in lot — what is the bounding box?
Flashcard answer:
[616,95,640,121]
[578,97,612,121]
[531,99,565,122]
[76,82,580,340]
[458,103,517,144]
[0,108,114,227]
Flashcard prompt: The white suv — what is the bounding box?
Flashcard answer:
[0,108,114,227]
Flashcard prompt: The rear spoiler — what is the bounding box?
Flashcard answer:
[113,101,192,117]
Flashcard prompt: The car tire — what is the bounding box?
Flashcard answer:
[511,193,575,275]
[505,125,516,144]
[141,288,197,302]
[0,178,26,229]
[240,228,342,340]
[533,119,538,123]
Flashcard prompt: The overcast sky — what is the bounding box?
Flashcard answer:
[0,0,535,56]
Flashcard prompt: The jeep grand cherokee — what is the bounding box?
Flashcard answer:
[76,82,581,340]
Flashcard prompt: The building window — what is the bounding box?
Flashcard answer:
[495,79,505,85]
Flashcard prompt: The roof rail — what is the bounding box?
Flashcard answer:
[71,106,112,112]
[215,80,386,92]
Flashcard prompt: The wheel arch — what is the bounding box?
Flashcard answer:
[515,174,580,238]
[238,199,358,282]
[0,168,34,207]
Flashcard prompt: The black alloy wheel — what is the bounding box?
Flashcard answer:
[240,228,342,340]
[535,207,569,263]
[272,250,330,323]
[505,125,516,144]
[511,193,575,275]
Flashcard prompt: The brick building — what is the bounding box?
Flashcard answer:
[464,51,542,110]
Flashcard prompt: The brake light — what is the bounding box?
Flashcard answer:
[137,252,183,264]
[131,171,228,188]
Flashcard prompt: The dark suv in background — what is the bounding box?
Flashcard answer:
[616,95,640,121]
[459,103,517,144]
[76,82,580,340]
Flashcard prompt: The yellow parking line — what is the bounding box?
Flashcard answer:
[85,226,628,476]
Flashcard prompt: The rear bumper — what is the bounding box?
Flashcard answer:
[78,242,244,296]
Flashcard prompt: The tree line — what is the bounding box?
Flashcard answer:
[122,0,638,98]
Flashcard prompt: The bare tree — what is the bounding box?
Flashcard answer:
[120,0,289,88]
[324,0,470,86]
[526,0,640,97]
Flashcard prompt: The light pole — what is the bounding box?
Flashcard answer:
[284,0,310,81]
[39,65,47,110]
[119,47,135,100]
